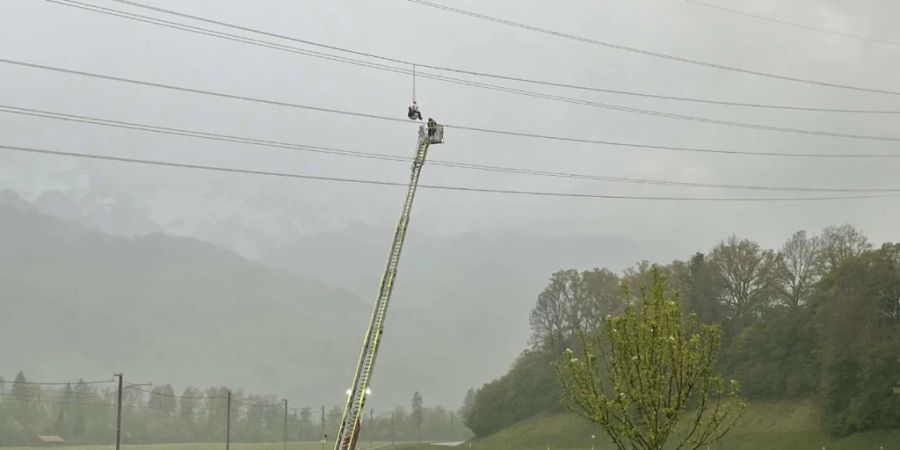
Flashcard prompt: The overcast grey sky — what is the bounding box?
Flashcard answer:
[2,0,899,407]
[3,0,900,246]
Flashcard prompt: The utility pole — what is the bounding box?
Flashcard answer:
[321,405,326,450]
[390,411,395,447]
[283,399,288,450]
[368,408,373,450]
[225,390,232,450]
[114,373,123,450]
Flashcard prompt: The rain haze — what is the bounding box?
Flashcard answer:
[1,0,899,446]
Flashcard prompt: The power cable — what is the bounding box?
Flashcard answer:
[684,0,900,48]
[29,392,115,399]
[40,0,900,141]
[0,379,114,386]
[1,142,896,202]
[5,104,900,192]
[3,58,898,158]
[102,0,900,114]
[0,395,115,408]
[407,0,900,96]
[0,394,267,417]
[127,385,227,400]
[234,399,283,409]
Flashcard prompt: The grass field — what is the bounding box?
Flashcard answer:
[6,406,900,450]
[2,442,398,450]
[388,400,900,450]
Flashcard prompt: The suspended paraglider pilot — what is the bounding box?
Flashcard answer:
[408,101,422,120]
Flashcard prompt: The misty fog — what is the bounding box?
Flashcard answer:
[1,0,898,444]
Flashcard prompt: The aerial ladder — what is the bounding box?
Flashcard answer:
[334,121,445,450]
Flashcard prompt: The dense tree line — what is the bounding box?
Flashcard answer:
[0,375,469,446]
[464,225,900,438]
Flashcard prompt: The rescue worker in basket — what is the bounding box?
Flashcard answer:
[407,101,422,121]
[427,118,437,140]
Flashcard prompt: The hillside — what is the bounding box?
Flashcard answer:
[0,192,368,406]
[2,159,649,408]
[457,400,900,450]
[263,227,642,408]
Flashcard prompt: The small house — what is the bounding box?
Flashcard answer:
[35,436,65,446]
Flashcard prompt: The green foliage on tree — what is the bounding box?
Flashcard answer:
[709,236,780,327]
[458,388,476,420]
[721,308,818,399]
[0,376,469,445]
[679,253,724,326]
[463,350,563,437]
[813,243,900,436]
[299,406,313,439]
[463,225,898,441]
[530,269,624,356]
[411,391,424,442]
[557,270,746,450]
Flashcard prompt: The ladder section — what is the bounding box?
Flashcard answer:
[334,133,435,450]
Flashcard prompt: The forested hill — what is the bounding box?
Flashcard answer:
[0,192,368,406]
[462,226,900,439]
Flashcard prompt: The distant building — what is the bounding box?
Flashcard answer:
[35,436,65,446]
